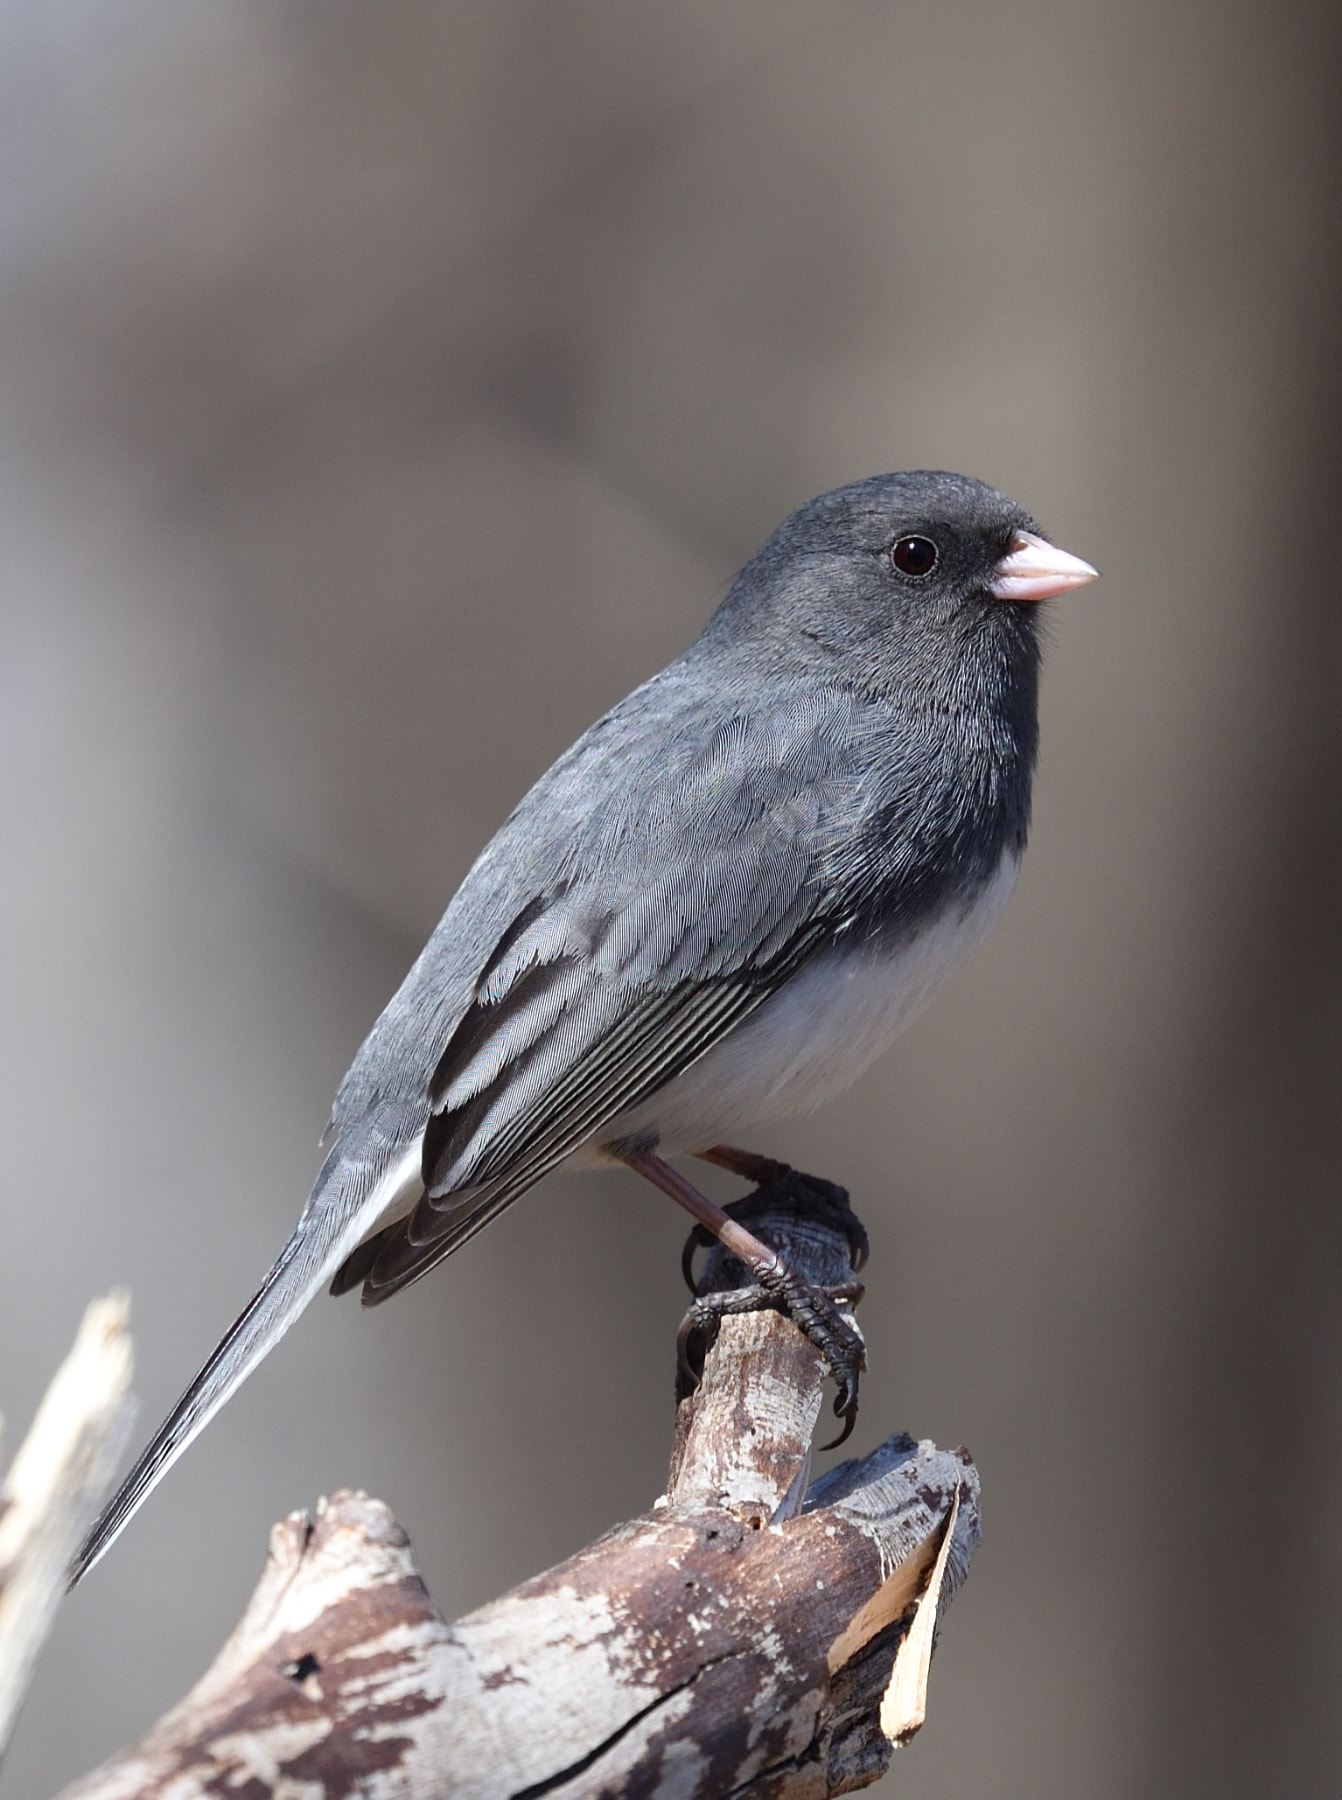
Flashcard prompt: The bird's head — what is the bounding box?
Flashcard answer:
[706,470,1097,695]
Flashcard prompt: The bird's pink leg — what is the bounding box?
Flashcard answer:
[623,1148,785,1279]
[697,1143,792,1186]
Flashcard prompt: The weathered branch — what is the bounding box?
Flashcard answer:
[60,1179,980,1798]
[0,1295,135,1760]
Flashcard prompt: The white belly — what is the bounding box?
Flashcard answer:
[582,848,1020,1161]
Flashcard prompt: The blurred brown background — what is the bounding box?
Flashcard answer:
[1,3,1339,1795]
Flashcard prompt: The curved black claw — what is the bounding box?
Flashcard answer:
[818,1411,859,1453]
[681,1222,716,1295]
[675,1262,866,1427]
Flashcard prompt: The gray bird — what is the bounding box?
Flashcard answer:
[71,469,1096,1583]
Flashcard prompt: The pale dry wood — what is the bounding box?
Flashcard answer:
[0,1294,135,1759]
[60,1195,980,1798]
[877,1482,962,1744]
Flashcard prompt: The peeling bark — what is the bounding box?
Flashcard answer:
[60,1184,980,1798]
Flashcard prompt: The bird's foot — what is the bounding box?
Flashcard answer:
[677,1162,868,1445]
[676,1268,865,1446]
[620,1145,867,1447]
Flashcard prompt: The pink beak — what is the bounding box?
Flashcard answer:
[990,530,1099,602]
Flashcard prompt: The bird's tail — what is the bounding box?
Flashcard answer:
[68,1163,389,1588]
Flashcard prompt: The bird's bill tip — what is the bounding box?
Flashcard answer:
[990,530,1099,602]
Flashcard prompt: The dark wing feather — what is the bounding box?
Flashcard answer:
[360,929,830,1303]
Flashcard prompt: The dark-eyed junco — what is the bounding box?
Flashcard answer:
[72,469,1096,1582]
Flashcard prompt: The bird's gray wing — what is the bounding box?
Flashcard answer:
[343,982,776,1299]
[359,925,830,1299]
[353,691,874,1299]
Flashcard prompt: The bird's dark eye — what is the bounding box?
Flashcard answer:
[890,535,938,578]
